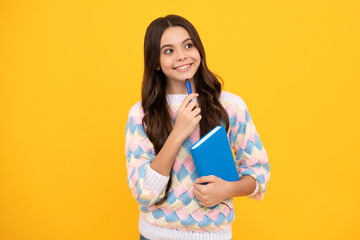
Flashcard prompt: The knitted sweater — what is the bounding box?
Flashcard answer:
[125,91,270,240]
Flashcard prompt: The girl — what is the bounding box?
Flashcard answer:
[125,15,270,240]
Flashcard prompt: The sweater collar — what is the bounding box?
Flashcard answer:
[166,94,190,105]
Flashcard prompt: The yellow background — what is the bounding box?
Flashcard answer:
[1,0,359,239]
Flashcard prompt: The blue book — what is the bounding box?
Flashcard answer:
[190,125,240,208]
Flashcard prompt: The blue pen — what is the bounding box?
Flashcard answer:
[185,79,192,95]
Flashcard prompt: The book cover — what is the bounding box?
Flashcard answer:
[190,125,240,208]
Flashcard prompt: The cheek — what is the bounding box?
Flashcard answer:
[192,50,201,63]
[160,56,172,70]
[193,52,201,68]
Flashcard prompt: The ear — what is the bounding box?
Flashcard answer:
[155,66,161,71]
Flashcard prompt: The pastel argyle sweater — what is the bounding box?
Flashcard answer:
[125,91,270,240]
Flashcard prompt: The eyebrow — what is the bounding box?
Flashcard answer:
[160,38,192,50]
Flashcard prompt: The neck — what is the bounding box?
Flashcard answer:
[166,78,196,95]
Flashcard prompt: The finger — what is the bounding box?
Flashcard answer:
[193,183,202,192]
[193,188,202,199]
[196,184,208,195]
[194,189,201,199]
[191,107,201,117]
[194,114,202,123]
[193,183,206,195]
[179,93,198,110]
[196,175,217,184]
[195,193,206,203]
[185,98,199,111]
[199,201,210,207]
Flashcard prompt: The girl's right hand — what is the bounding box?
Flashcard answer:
[172,93,202,142]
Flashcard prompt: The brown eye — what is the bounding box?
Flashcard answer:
[164,49,173,54]
[185,43,193,48]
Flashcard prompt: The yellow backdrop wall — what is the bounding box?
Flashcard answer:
[1,0,359,239]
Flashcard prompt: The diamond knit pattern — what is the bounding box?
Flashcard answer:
[125,91,270,234]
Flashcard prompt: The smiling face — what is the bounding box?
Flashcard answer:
[159,26,201,94]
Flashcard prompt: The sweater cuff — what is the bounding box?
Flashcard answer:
[143,164,170,194]
[247,180,259,198]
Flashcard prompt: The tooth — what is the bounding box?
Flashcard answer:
[178,65,189,70]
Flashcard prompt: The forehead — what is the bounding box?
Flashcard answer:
[160,26,191,46]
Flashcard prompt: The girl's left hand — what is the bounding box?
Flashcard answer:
[193,175,231,208]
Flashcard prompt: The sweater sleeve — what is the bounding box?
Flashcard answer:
[228,99,270,200]
[125,103,170,206]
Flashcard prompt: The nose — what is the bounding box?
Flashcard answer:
[176,49,187,61]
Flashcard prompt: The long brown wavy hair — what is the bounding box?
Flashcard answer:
[141,15,229,205]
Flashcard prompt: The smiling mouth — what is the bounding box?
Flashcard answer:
[174,63,192,72]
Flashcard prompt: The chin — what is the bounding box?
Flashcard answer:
[182,73,196,80]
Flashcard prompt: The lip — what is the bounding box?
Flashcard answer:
[173,63,193,72]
